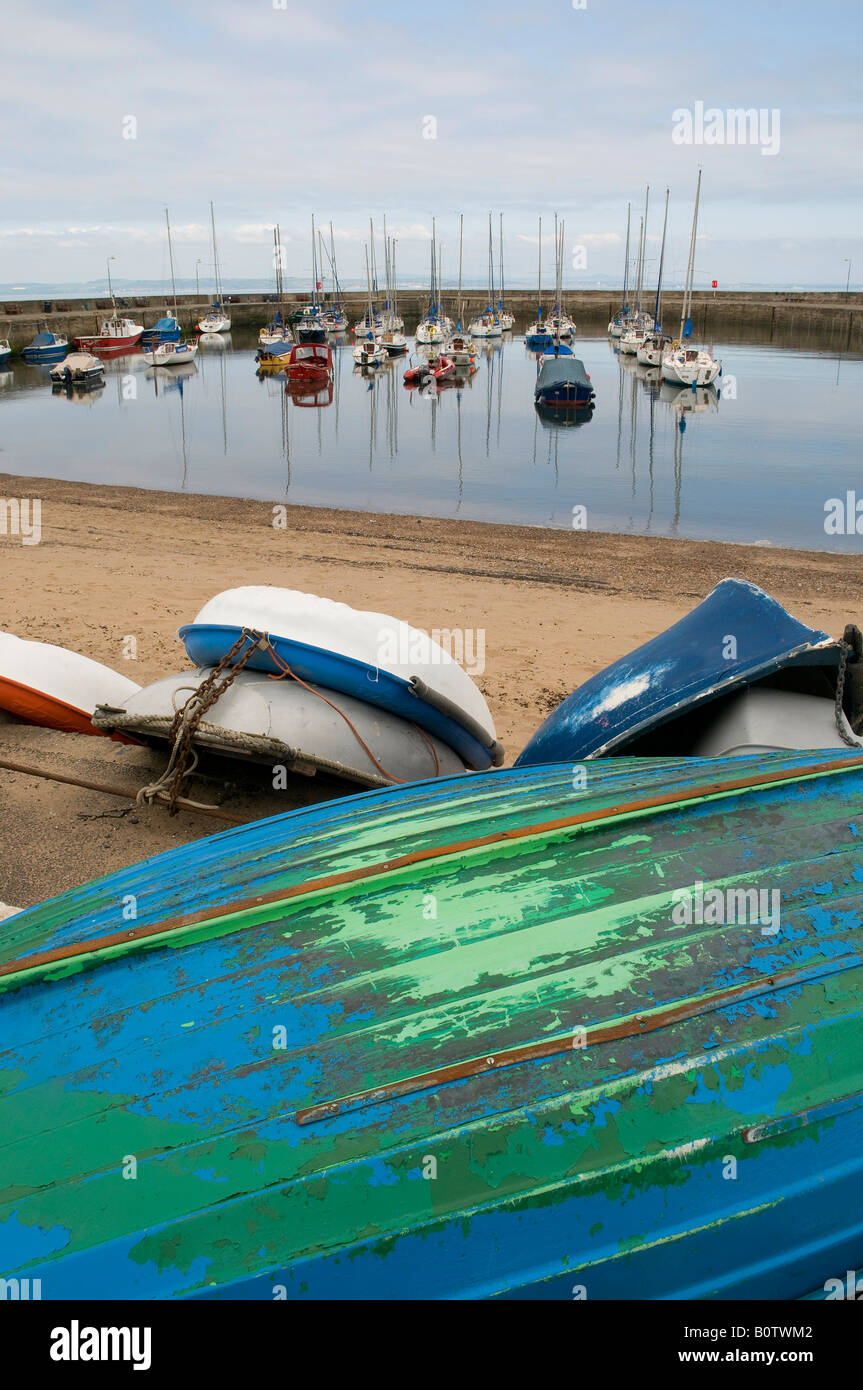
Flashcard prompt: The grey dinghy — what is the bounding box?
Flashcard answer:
[93,667,468,788]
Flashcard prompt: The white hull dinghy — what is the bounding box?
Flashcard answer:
[178,586,503,770]
[93,667,469,789]
[141,341,198,367]
[0,632,141,735]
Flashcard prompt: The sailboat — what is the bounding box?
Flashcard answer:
[142,209,198,365]
[321,223,348,334]
[353,247,388,368]
[661,169,722,388]
[545,216,576,340]
[295,216,327,343]
[619,188,651,354]
[196,202,231,334]
[377,236,408,356]
[608,204,631,338]
[380,215,405,334]
[468,214,502,338]
[415,219,446,345]
[259,226,293,347]
[498,213,514,332]
[141,209,182,345]
[638,187,673,368]
[446,214,478,374]
[525,217,554,349]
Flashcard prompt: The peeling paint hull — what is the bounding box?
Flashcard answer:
[3,748,863,1300]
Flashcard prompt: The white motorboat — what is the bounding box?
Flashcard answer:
[546,312,575,340]
[258,324,292,346]
[415,318,445,345]
[618,325,646,355]
[0,338,10,365]
[49,351,105,387]
[377,330,408,357]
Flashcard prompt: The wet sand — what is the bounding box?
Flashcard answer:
[2,471,862,906]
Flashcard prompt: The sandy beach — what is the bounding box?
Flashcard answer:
[2,470,862,907]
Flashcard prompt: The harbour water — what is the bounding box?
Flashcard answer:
[1,330,860,551]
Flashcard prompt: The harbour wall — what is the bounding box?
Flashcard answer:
[2,290,862,352]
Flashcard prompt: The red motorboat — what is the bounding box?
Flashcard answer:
[403,354,454,387]
[283,342,333,384]
[76,314,143,356]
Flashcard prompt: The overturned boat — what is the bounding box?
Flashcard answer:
[93,666,468,788]
[3,747,863,1298]
[516,579,861,768]
[179,587,502,771]
[0,632,140,735]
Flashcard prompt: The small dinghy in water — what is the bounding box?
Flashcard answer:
[93,667,468,788]
[179,587,502,770]
[516,579,862,767]
[0,632,141,735]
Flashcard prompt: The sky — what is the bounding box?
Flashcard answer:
[1,0,860,291]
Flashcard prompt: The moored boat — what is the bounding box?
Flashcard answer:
[141,340,198,367]
[534,353,595,410]
[76,315,143,354]
[140,315,181,346]
[21,329,69,363]
[0,338,11,365]
[6,745,863,1298]
[49,351,105,387]
[282,342,333,384]
[660,170,722,388]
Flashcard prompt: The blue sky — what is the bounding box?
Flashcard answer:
[1,0,860,288]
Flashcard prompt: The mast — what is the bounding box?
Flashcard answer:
[329,222,340,308]
[318,229,327,306]
[430,217,437,319]
[499,212,505,316]
[680,167,702,339]
[457,213,464,331]
[622,203,631,314]
[210,201,221,306]
[364,244,373,327]
[165,207,177,317]
[653,187,670,331]
[437,242,444,322]
[391,238,399,322]
[537,215,542,324]
[369,217,378,301]
[487,212,493,313]
[311,214,318,311]
[635,185,649,313]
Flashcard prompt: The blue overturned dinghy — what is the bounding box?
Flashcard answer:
[517,579,862,767]
[4,748,863,1299]
[180,587,504,771]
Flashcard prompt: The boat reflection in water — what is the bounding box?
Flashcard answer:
[534,400,595,429]
[287,379,334,409]
[197,332,231,352]
[660,380,721,417]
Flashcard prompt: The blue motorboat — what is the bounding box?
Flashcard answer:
[517,579,860,767]
[20,329,69,363]
[534,353,595,410]
[140,315,181,345]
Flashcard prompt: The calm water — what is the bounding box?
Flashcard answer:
[1,331,861,551]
